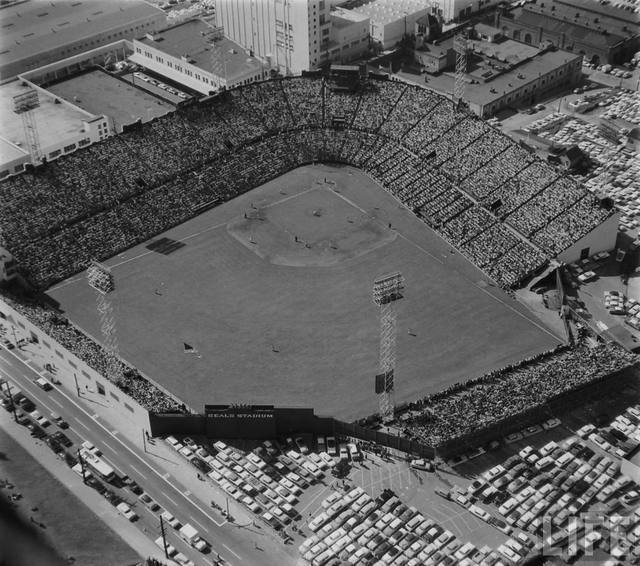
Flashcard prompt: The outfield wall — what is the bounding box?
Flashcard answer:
[149,407,436,458]
[0,296,151,432]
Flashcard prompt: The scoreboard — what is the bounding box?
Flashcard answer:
[204,404,276,439]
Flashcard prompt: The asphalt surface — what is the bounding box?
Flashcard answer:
[0,344,295,566]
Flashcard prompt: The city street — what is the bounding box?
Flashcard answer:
[0,344,296,566]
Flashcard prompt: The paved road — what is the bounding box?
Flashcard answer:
[0,345,294,566]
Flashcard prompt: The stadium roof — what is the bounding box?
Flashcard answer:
[0,0,165,67]
[47,69,174,128]
[0,79,93,160]
[136,19,263,81]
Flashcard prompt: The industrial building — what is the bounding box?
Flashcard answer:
[0,79,109,178]
[130,20,267,94]
[0,0,167,82]
[341,0,429,49]
[412,25,582,118]
[494,0,640,66]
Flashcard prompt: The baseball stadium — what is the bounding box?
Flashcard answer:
[0,74,635,445]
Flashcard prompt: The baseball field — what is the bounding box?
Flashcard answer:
[47,164,562,420]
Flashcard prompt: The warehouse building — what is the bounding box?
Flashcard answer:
[0,0,166,82]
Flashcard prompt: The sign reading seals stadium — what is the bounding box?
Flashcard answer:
[205,404,276,438]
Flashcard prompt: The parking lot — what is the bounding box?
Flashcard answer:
[296,375,640,565]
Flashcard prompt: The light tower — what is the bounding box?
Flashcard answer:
[87,261,121,385]
[12,89,42,165]
[373,272,405,421]
[453,34,468,110]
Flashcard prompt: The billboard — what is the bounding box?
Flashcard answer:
[205,404,276,438]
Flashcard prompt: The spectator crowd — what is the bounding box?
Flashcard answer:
[0,75,621,419]
[0,76,611,291]
[399,343,637,447]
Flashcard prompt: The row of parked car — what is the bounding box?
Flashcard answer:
[165,434,337,531]
[301,484,508,566]
[452,414,640,565]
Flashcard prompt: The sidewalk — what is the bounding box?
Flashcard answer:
[0,408,167,564]
[3,323,298,565]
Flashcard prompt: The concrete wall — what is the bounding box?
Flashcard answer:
[0,296,151,432]
[557,211,620,264]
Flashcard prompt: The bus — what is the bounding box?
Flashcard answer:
[79,448,116,482]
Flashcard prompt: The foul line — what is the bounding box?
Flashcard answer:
[48,187,319,292]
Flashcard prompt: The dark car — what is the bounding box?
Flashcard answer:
[28,422,46,438]
[18,397,36,413]
[1,398,13,412]
[609,428,628,442]
[51,431,73,447]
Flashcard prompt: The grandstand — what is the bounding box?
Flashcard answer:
[0,76,615,292]
[0,74,627,431]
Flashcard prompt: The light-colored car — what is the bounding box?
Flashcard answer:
[29,410,50,428]
[154,537,177,557]
[160,511,181,529]
[116,502,138,522]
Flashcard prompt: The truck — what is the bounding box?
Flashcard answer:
[79,448,116,482]
[179,523,208,552]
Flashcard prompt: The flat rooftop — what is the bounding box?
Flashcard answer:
[464,49,582,106]
[137,19,263,81]
[47,70,174,127]
[350,0,428,24]
[0,0,165,67]
[0,79,92,159]
[0,136,27,165]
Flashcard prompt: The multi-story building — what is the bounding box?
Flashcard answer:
[341,0,430,50]
[215,0,332,74]
[130,20,267,94]
[494,0,640,66]
[0,80,110,178]
[410,25,583,118]
[0,0,167,83]
[327,8,370,64]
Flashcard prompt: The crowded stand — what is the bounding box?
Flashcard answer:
[0,75,611,292]
[239,80,295,132]
[378,85,442,140]
[281,77,323,128]
[532,194,612,256]
[0,290,183,414]
[401,343,637,447]
[429,116,487,170]
[323,88,362,128]
[440,127,512,181]
[351,80,404,131]
[460,144,535,200]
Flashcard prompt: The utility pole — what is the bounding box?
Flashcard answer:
[3,381,18,422]
[73,373,80,397]
[77,449,88,484]
[159,515,169,559]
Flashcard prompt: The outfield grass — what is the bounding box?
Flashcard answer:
[0,428,139,566]
[49,164,561,420]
